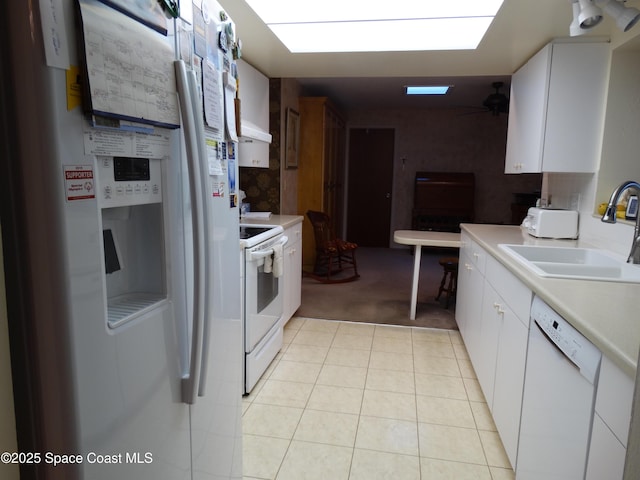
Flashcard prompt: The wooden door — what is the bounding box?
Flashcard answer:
[347,128,394,247]
[323,107,345,237]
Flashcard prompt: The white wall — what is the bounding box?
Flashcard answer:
[347,107,542,234]
[0,224,19,480]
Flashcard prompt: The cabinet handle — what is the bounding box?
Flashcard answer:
[493,302,505,314]
[465,263,472,271]
[473,252,480,259]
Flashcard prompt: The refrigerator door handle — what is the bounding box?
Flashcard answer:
[175,60,206,405]
[186,68,213,398]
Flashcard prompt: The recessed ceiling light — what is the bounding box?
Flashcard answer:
[406,86,451,95]
[245,0,505,53]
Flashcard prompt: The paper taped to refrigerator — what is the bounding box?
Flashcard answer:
[78,0,179,128]
[38,0,70,70]
[205,135,224,176]
[84,126,170,159]
[223,72,238,141]
[203,60,223,132]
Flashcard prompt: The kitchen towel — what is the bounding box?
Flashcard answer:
[263,252,273,273]
[272,243,283,278]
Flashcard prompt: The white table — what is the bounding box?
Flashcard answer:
[393,230,462,320]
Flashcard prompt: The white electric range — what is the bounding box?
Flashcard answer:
[239,224,288,394]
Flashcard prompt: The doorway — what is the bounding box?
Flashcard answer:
[347,128,394,247]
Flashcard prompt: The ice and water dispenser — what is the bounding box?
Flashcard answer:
[97,156,166,328]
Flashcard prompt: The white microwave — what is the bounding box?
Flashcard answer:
[522,207,579,239]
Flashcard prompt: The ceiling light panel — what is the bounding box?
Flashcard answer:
[270,18,495,53]
[245,0,505,53]
[406,86,451,95]
[245,0,505,24]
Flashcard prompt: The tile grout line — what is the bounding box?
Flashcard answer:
[245,318,513,479]
[411,327,425,479]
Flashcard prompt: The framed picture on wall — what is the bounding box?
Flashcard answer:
[285,108,300,169]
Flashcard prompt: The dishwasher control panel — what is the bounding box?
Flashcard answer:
[530,296,601,384]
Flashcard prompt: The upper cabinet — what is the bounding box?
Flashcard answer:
[505,40,610,174]
[237,60,272,168]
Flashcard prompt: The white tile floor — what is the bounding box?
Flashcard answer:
[242,317,515,480]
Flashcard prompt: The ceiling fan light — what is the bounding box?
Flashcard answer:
[578,0,604,28]
[601,0,640,32]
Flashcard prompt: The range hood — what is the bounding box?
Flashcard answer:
[240,119,272,143]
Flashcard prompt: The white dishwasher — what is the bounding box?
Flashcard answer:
[517,296,602,480]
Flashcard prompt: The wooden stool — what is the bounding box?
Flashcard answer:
[436,257,459,308]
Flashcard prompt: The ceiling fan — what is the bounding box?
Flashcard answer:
[457,81,510,117]
[482,81,509,116]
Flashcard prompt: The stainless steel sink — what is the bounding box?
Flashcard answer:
[498,244,640,283]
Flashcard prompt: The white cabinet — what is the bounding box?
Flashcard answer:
[475,255,531,468]
[505,40,610,173]
[457,251,484,364]
[455,252,474,341]
[491,302,528,467]
[586,356,634,480]
[587,415,627,480]
[476,281,503,407]
[237,60,272,168]
[282,221,302,324]
[486,255,531,468]
[455,237,532,469]
[456,233,486,364]
[238,137,270,168]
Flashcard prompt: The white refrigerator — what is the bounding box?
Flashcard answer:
[0,1,242,479]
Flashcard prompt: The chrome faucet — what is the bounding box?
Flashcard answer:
[601,180,640,264]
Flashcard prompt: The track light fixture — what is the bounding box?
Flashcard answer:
[578,0,604,28]
[570,0,640,36]
[570,0,588,35]
[600,0,640,31]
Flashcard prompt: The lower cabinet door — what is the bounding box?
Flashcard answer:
[456,252,484,365]
[476,283,503,408]
[586,414,626,480]
[492,308,528,468]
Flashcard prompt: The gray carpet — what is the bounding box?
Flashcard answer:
[298,247,459,330]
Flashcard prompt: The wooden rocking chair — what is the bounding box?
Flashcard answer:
[306,210,360,283]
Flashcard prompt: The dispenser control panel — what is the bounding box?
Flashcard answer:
[98,156,162,208]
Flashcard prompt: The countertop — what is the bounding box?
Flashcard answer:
[240,214,303,230]
[394,230,462,248]
[462,223,640,377]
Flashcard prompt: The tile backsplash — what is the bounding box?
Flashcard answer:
[547,172,636,256]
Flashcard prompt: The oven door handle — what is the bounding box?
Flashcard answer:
[248,236,289,261]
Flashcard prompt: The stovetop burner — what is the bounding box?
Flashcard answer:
[239,226,272,240]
